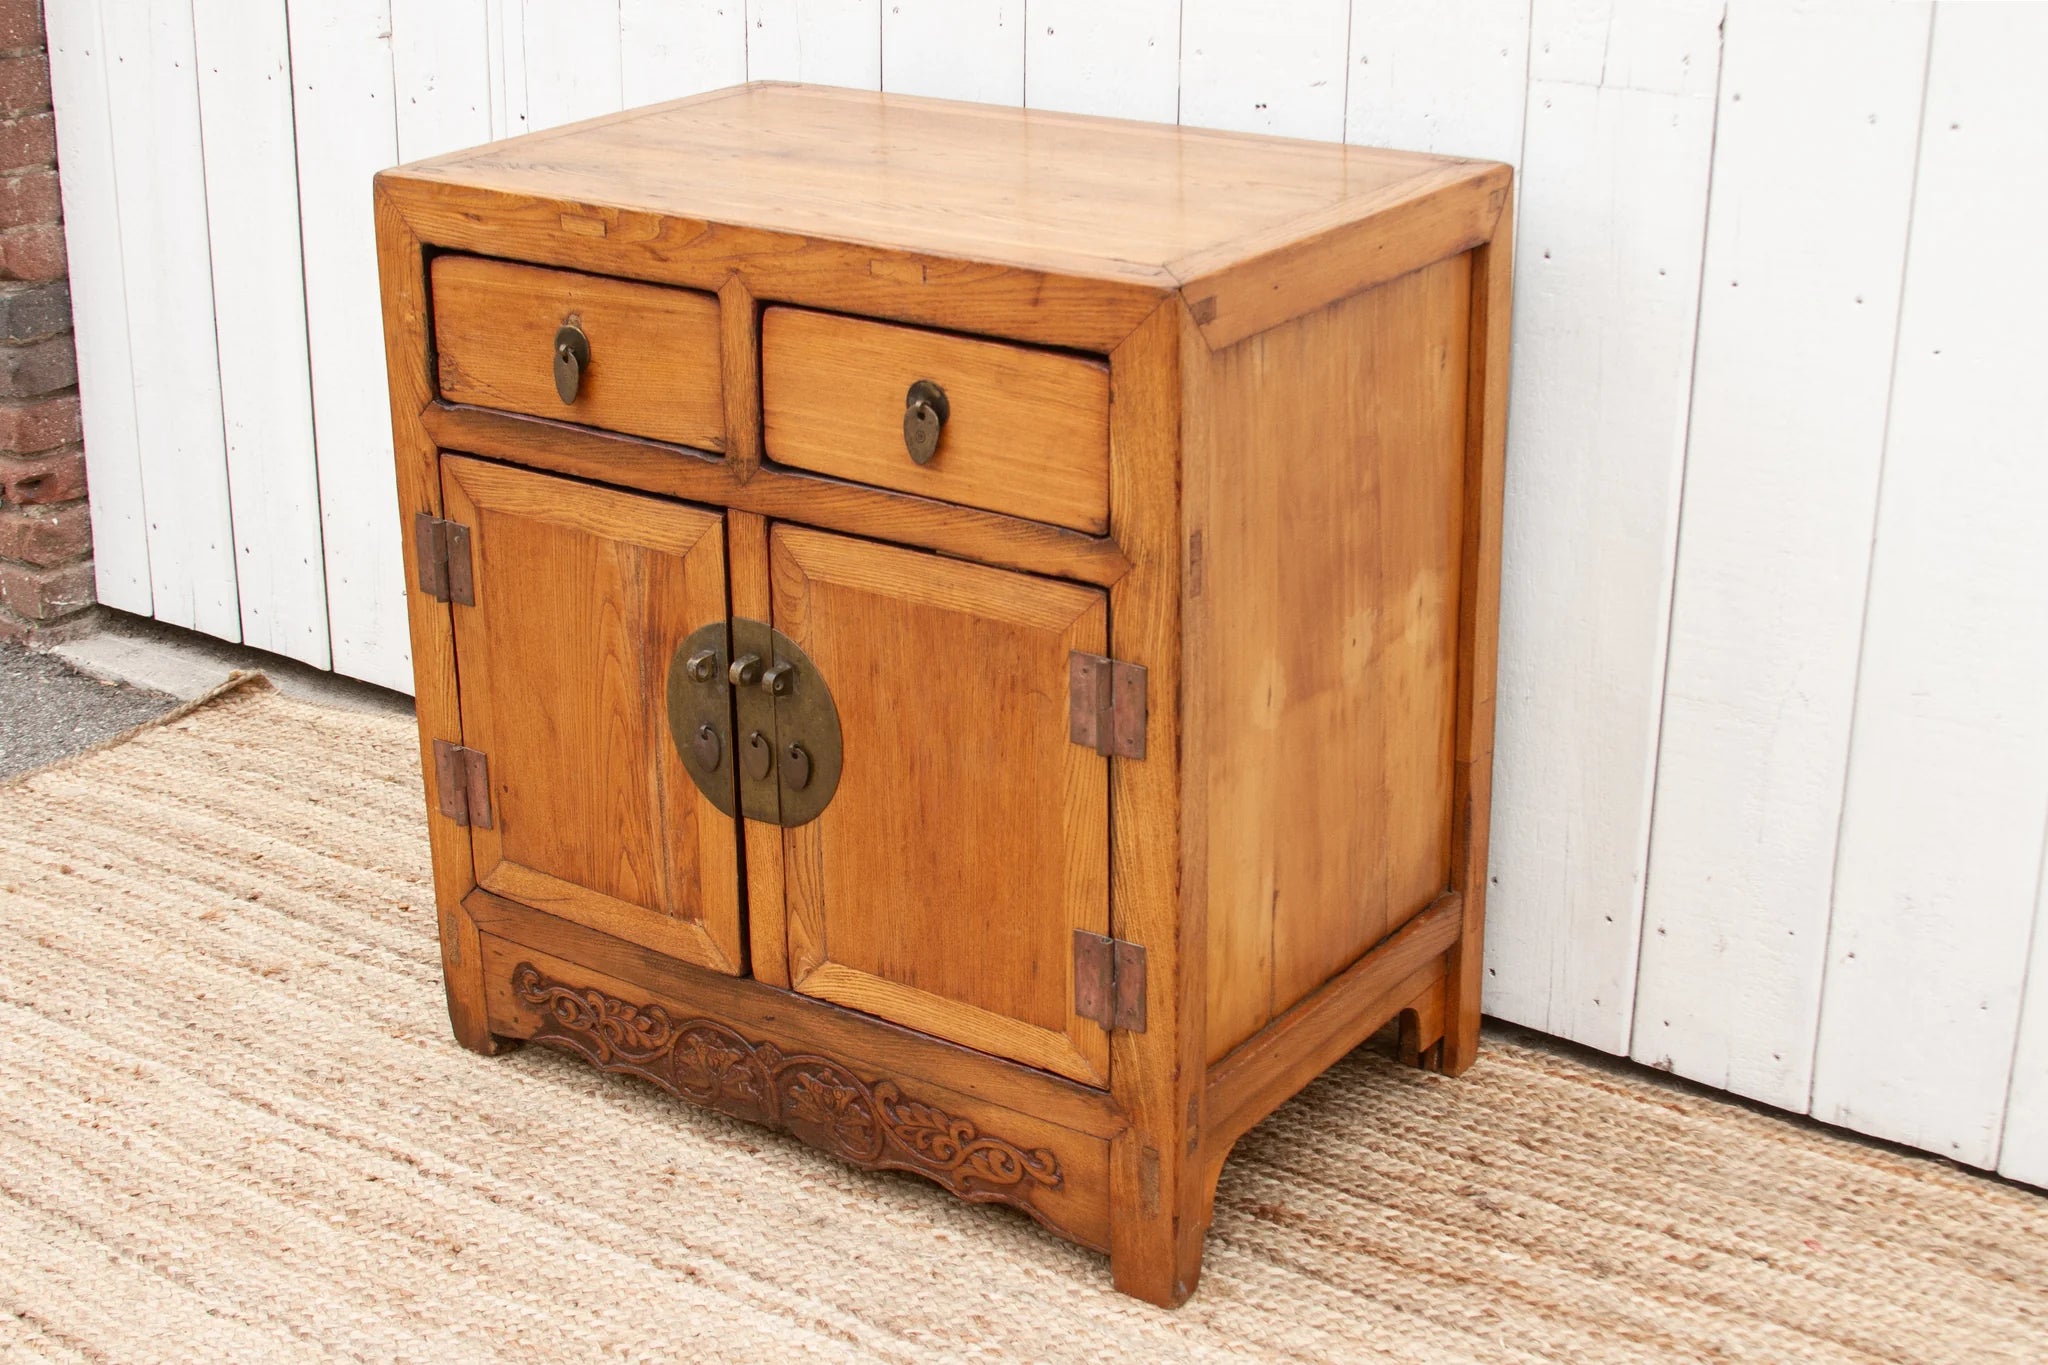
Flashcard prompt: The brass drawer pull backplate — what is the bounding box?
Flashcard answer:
[552,321,591,404]
[902,378,949,464]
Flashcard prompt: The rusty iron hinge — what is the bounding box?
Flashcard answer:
[432,739,493,829]
[1068,652,1146,759]
[413,513,474,606]
[1074,929,1147,1033]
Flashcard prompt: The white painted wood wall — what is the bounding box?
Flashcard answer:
[44,0,2048,1185]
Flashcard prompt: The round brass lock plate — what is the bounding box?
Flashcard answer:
[666,620,841,828]
[667,621,738,818]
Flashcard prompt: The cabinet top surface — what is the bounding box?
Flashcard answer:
[385,82,1500,286]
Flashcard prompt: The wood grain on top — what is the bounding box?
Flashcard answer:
[390,83,1496,288]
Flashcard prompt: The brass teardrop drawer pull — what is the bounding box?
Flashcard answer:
[902,379,949,464]
[553,321,591,404]
[667,620,841,827]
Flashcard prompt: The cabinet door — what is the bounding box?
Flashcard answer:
[441,456,743,973]
[770,525,1113,1087]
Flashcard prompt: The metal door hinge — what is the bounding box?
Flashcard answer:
[1069,652,1146,759]
[413,513,474,605]
[1074,929,1147,1033]
[432,739,493,829]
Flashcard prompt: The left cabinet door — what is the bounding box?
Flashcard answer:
[440,455,744,974]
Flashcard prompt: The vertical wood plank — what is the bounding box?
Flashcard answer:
[101,0,240,639]
[373,182,495,1052]
[1103,302,1195,1304]
[881,0,1022,105]
[1023,0,1177,123]
[1812,1,2048,1169]
[745,0,881,89]
[191,0,329,665]
[1179,0,1349,140]
[43,0,151,614]
[1344,0,1528,162]
[522,0,624,130]
[2002,847,2048,1187]
[392,0,493,162]
[288,0,410,690]
[1193,263,1472,1064]
[484,0,527,138]
[718,277,761,481]
[1631,1,1931,1111]
[1482,0,1722,1054]
[1442,196,1514,1078]
[621,0,747,105]
[727,510,787,988]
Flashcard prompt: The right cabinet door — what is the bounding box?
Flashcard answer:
[769,525,1113,1088]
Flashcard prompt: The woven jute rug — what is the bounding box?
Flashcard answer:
[3,680,2045,1363]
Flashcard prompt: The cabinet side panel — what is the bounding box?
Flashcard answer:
[1199,256,1472,1063]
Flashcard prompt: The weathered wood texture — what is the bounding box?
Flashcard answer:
[1485,0,1722,1058]
[1188,256,1471,1064]
[418,403,1133,589]
[1810,5,2048,1175]
[432,257,726,450]
[477,931,1114,1253]
[1632,2,1931,1112]
[1204,893,1462,1167]
[374,180,496,1055]
[771,526,1114,1088]
[761,307,1112,533]
[392,83,1477,298]
[439,456,742,974]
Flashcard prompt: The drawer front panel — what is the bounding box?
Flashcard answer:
[432,256,726,450]
[761,307,1111,534]
[770,525,1113,1088]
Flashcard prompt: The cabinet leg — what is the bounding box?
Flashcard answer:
[1109,1142,1226,1308]
[438,903,516,1056]
[1439,933,1483,1077]
[1396,978,1447,1071]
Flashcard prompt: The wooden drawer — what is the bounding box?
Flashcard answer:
[761,307,1111,534]
[431,256,725,450]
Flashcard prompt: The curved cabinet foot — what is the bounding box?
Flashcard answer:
[1109,1142,1230,1308]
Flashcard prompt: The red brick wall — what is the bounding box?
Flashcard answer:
[0,0,88,641]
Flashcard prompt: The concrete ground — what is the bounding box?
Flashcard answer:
[0,640,179,779]
[1,611,412,780]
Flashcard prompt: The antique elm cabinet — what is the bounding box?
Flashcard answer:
[374,83,1511,1307]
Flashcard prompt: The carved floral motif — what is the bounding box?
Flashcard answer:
[511,963,1064,1208]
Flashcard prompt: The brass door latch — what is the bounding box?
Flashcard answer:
[667,619,842,827]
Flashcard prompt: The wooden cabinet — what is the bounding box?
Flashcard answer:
[377,83,1512,1308]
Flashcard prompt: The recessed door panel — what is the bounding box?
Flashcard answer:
[770,524,1112,1087]
[441,455,742,973]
